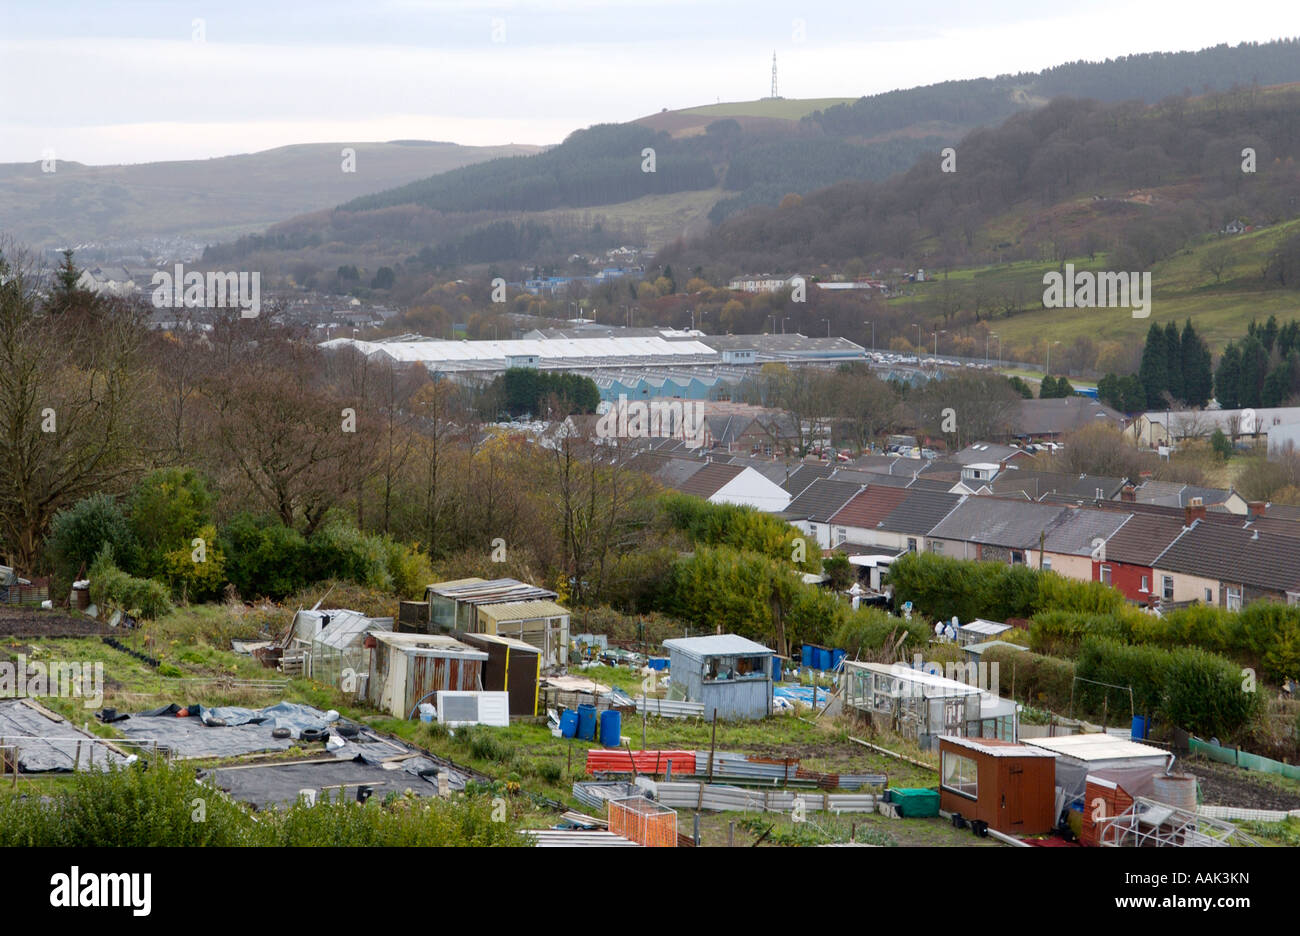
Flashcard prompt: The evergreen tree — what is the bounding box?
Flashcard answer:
[1164,320,1183,402]
[1138,322,1168,408]
[1214,343,1241,408]
[47,248,95,315]
[1237,335,1268,408]
[1179,319,1212,407]
[1262,359,1292,406]
[1261,314,1280,354]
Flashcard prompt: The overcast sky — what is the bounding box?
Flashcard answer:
[2,0,1297,165]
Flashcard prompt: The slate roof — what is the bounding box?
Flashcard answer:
[1012,397,1125,436]
[782,478,866,523]
[1154,521,1300,592]
[625,452,705,488]
[1040,508,1132,556]
[907,477,961,493]
[781,463,835,497]
[877,490,965,536]
[990,470,1128,501]
[950,445,1024,465]
[678,462,746,499]
[1095,513,1186,566]
[928,498,1068,548]
[1133,480,1233,508]
[828,486,911,530]
[722,456,792,486]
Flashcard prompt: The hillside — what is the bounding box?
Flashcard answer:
[200,38,1300,282]
[0,140,542,254]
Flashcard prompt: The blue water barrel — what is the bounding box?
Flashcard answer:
[831,649,847,671]
[647,657,668,671]
[817,648,832,671]
[599,709,622,748]
[560,710,578,739]
[1131,715,1148,740]
[577,704,598,741]
[771,657,783,682]
[801,645,813,667]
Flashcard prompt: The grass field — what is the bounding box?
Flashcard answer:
[530,187,724,250]
[676,98,857,120]
[894,217,1300,359]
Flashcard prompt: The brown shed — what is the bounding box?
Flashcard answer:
[458,632,541,717]
[938,736,1057,835]
[1080,766,1163,846]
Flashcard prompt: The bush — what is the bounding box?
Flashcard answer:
[1029,611,1134,656]
[161,523,227,602]
[129,467,214,578]
[0,761,526,847]
[1161,647,1262,740]
[88,545,173,620]
[984,646,1076,712]
[219,513,311,599]
[831,606,928,659]
[47,494,140,590]
[658,492,821,571]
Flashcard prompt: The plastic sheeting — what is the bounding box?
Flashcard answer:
[205,755,454,810]
[0,699,131,772]
[119,702,347,759]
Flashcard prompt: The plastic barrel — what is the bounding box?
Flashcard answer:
[771,657,783,682]
[559,710,579,739]
[801,645,813,667]
[818,648,832,671]
[831,649,847,671]
[577,704,598,742]
[599,709,622,748]
[1130,715,1148,739]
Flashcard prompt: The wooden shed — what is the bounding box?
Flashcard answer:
[938,736,1058,835]
[1080,766,1163,846]
[457,632,541,717]
[366,632,487,719]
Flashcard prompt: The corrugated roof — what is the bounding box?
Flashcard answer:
[314,610,392,650]
[1021,734,1170,763]
[959,619,1012,637]
[941,736,1056,758]
[663,634,774,658]
[370,632,488,659]
[477,599,571,622]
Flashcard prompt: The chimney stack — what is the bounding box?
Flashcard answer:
[1247,501,1266,518]
[1120,483,1137,503]
[1185,496,1206,526]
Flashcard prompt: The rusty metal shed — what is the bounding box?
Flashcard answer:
[425,578,558,632]
[367,632,487,719]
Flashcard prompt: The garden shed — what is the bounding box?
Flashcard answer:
[474,599,570,669]
[662,634,774,720]
[1021,733,1172,808]
[366,632,487,719]
[425,577,558,633]
[938,736,1057,835]
[458,632,542,716]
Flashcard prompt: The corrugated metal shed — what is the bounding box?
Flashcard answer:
[368,632,488,718]
[662,634,773,660]
[1021,734,1169,762]
[476,599,570,624]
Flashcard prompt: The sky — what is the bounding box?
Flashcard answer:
[1,0,1298,165]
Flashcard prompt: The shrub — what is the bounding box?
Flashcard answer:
[658,492,821,571]
[129,467,214,578]
[984,645,1076,713]
[1161,648,1262,740]
[161,523,227,602]
[831,606,928,659]
[47,494,140,590]
[219,513,311,599]
[88,545,173,620]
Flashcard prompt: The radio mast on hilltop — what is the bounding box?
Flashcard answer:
[770,51,779,99]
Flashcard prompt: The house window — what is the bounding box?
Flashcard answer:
[1042,557,1052,571]
[1162,575,1174,600]
[907,538,918,553]
[835,527,847,546]
[1140,575,1149,593]
[1011,550,1024,565]
[941,751,978,800]
[1205,588,1213,604]
[1226,586,1243,611]
[930,540,944,554]
[1100,565,1111,585]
